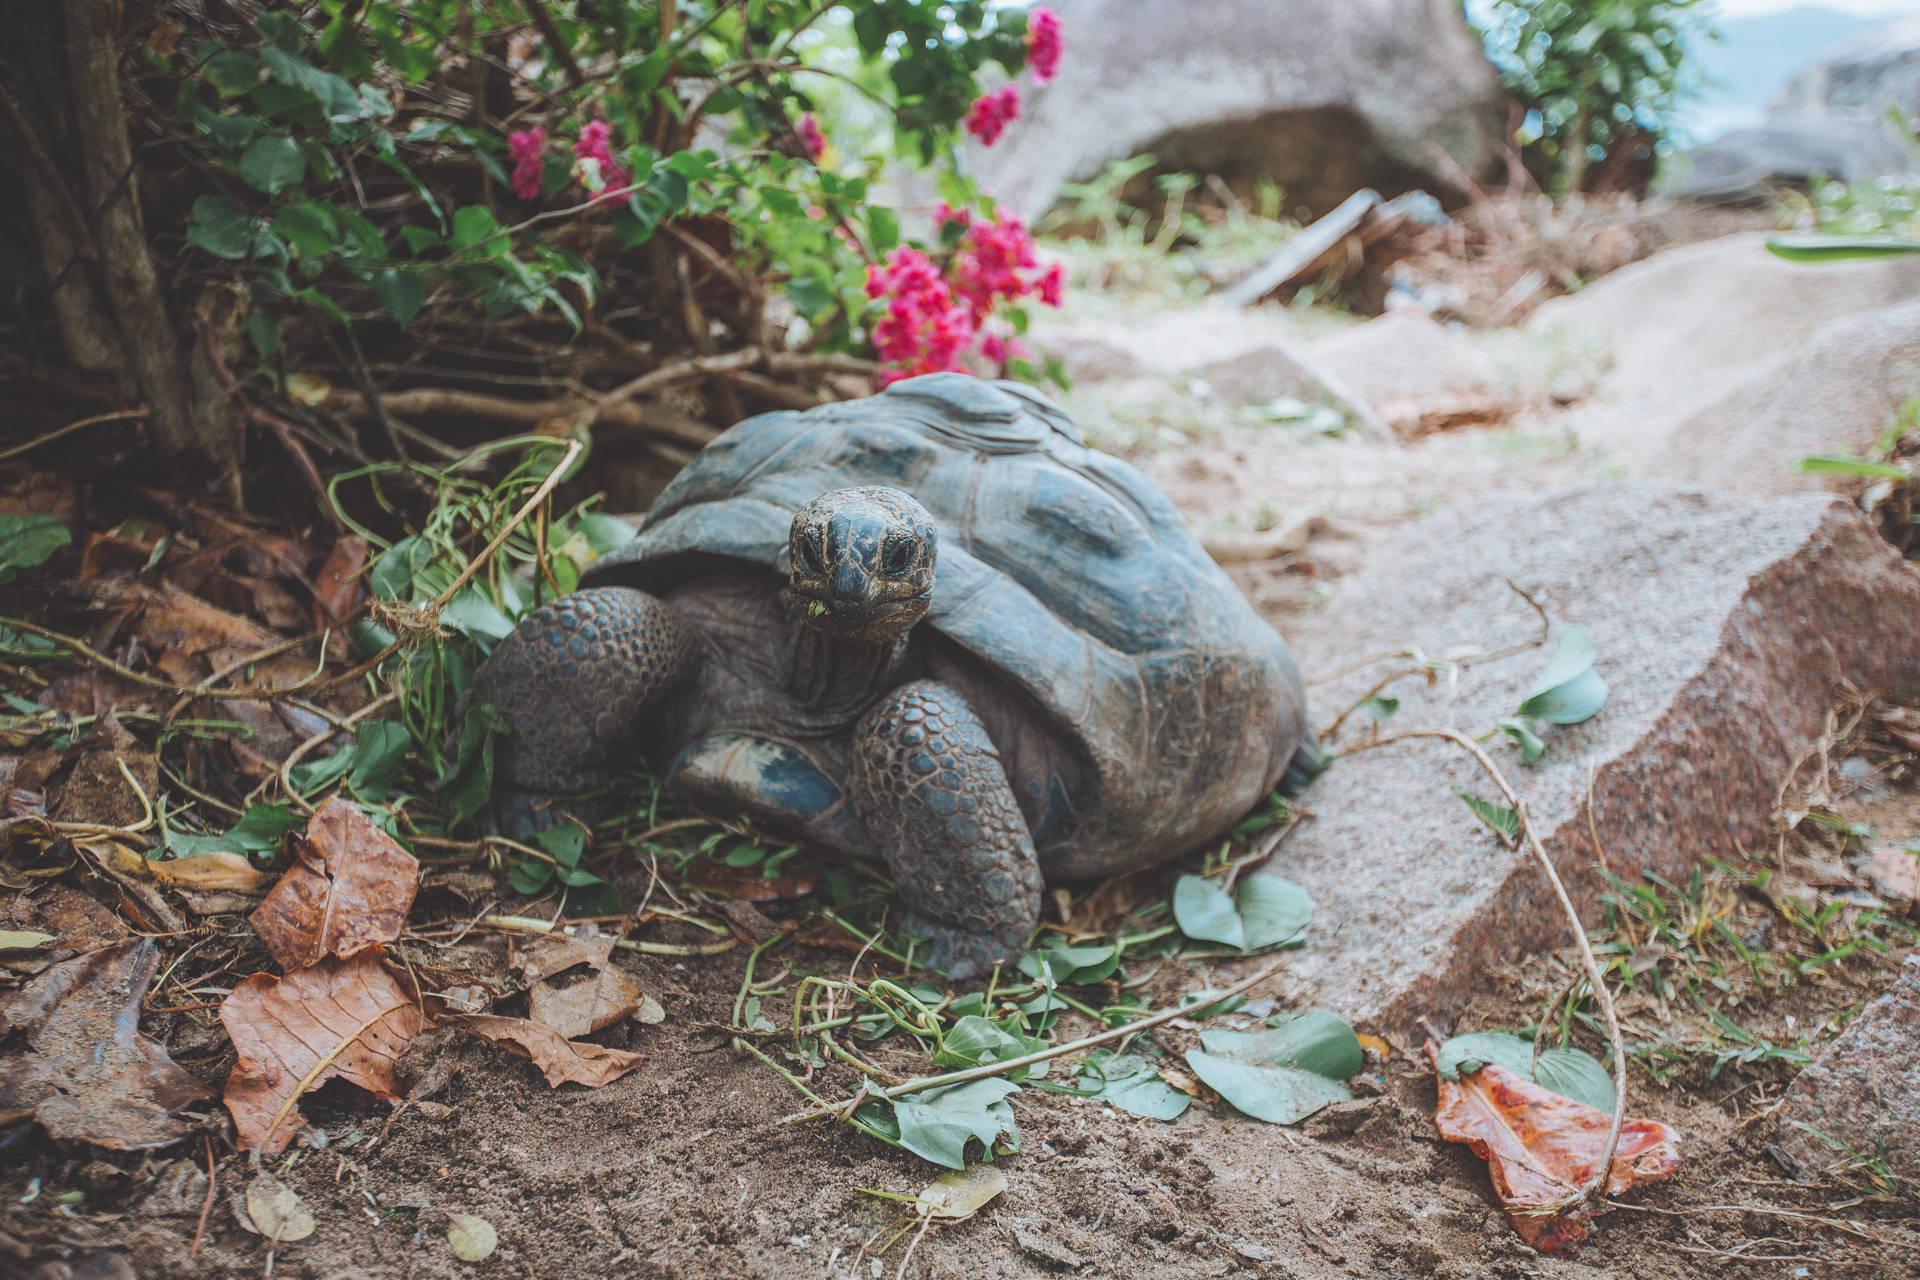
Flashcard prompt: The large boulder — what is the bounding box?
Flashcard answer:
[1527,234,1920,488]
[1667,17,1920,198]
[1256,484,1920,1037]
[971,0,1505,221]
[1774,949,1920,1182]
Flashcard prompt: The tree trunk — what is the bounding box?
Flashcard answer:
[63,0,211,462]
[0,4,131,393]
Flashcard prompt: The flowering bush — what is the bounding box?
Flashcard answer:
[150,0,1065,428]
[863,205,1066,383]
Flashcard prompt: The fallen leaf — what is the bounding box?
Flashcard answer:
[632,995,666,1025]
[1424,1039,1680,1250]
[312,535,368,628]
[1356,1032,1393,1060]
[221,951,421,1154]
[919,1164,1008,1218]
[0,939,213,1149]
[1184,1011,1362,1125]
[94,842,272,893]
[447,1212,499,1262]
[0,931,54,950]
[684,855,818,901]
[529,962,644,1038]
[512,931,614,984]
[455,1014,646,1088]
[250,795,420,969]
[245,1175,315,1243]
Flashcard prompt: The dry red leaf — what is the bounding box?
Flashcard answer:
[0,939,213,1149]
[519,936,645,1038]
[311,534,368,627]
[250,796,420,970]
[1425,1040,1680,1251]
[455,1014,646,1088]
[221,950,421,1154]
[684,856,818,902]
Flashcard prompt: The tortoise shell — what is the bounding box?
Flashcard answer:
[583,373,1309,878]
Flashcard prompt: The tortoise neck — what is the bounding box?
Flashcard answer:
[782,600,907,726]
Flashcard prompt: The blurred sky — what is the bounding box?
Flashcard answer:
[1714,0,1916,13]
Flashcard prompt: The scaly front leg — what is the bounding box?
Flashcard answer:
[463,586,694,836]
[848,679,1042,980]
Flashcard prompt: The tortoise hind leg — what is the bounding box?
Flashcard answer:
[465,586,694,836]
[849,680,1041,980]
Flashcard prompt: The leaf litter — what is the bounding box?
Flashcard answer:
[248,795,419,969]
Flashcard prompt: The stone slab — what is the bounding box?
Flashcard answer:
[1775,949,1920,1182]
[1254,483,1920,1037]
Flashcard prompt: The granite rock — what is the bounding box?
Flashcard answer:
[1310,311,1506,436]
[970,0,1504,220]
[1775,949,1920,1182]
[1257,484,1920,1037]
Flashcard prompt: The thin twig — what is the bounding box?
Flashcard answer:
[776,957,1287,1126]
[264,691,399,813]
[1218,810,1304,895]
[0,409,148,463]
[189,1134,216,1257]
[1338,728,1627,1209]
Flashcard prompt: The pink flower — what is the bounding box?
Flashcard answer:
[1026,7,1063,85]
[934,202,972,231]
[950,210,1058,326]
[866,247,975,385]
[796,113,826,161]
[964,86,1020,147]
[572,119,631,199]
[979,332,1027,367]
[1037,260,1066,308]
[508,126,547,200]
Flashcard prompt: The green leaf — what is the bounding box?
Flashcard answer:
[450,205,499,252]
[185,195,257,260]
[1434,1031,1536,1082]
[1518,667,1608,725]
[345,720,411,800]
[888,1078,1022,1170]
[203,50,260,96]
[786,276,833,320]
[759,187,802,217]
[1184,1052,1351,1125]
[1534,1046,1615,1113]
[439,702,510,820]
[239,135,306,194]
[368,536,423,601]
[273,203,337,258]
[1173,874,1243,948]
[1202,1011,1364,1080]
[1452,786,1520,841]
[441,585,515,652]
[1178,990,1248,1019]
[1793,453,1910,480]
[533,823,586,869]
[931,1016,1026,1069]
[623,46,670,95]
[194,104,257,148]
[867,207,899,253]
[1236,874,1312,950]
[0,514,71,582]
[1071,1050,1191,1121]
[1514,626,1608,725]
[1766,235,1920,263]
[661,150,718,180]
[247,311,282,358]
[371,268,426,327]
[1497,715,1545,764]
[575,513,636,555]
[1360,695,1399,722]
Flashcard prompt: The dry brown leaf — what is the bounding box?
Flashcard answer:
[95,842,271,893]
[0,939,213,1149]
[221,950,420,1154]
[455,1014,645,1088]
[529,963,643,1038]
[684,855,818,901]
[311,534,368,627]
[250,796,420,969]
[511,932,615,985]
[1425,1040,1680,1251]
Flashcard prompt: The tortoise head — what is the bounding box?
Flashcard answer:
[788,487,936,644]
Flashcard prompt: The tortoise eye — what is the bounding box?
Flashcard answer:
[882,538,914,577]
[796,531,824,574]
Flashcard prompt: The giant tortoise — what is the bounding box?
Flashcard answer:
[467,373,1314,976]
